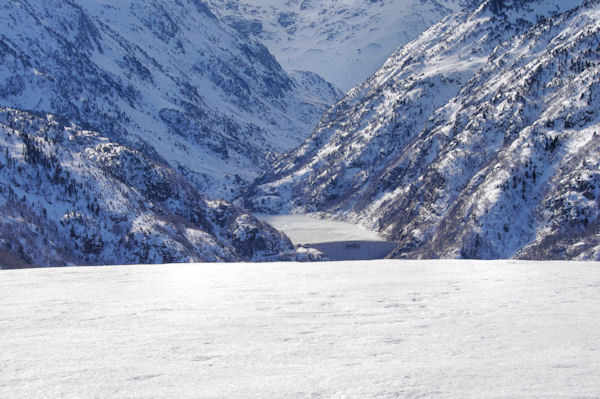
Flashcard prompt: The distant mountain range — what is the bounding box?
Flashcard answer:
[205,0,472,91]
[246,0,600,260]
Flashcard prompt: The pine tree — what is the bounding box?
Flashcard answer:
[490,0,504,14]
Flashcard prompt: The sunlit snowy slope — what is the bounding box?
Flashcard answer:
[247,0,600,260]
[1,260,599,397]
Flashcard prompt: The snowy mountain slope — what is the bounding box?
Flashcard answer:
[245,0,600,260]
[0,0,340,200]
[205,0,472,91]
[0,108,315,268]
[2,260,600,397]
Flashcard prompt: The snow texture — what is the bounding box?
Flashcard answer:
[1,260,600,398]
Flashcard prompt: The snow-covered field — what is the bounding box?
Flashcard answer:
[256,213,383,244]
[1,260,599,398]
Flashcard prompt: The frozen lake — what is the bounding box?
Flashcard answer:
[1,260,599,398]
[255,213,383,244]
[256,214,396,260]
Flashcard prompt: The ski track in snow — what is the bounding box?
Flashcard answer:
[1,260,599,398]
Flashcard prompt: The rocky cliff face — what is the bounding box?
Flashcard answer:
[0,0,340,200]
[245,0,600,260]
[0,107,316,267]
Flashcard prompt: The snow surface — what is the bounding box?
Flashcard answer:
[255,213,382,244]
[2,260,600,398]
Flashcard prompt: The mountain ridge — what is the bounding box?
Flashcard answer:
[0,106,330,267]
[0,0,342,267]
[245,0,600,260]
[0,0,340,200]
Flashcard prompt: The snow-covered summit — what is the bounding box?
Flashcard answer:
[206,0,472,91]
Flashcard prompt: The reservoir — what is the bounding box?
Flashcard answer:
[256,214,397,261]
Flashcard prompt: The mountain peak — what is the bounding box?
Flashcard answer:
[205,0,472,90]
